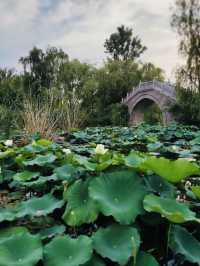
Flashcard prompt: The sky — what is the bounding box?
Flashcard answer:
[0,0,182,80]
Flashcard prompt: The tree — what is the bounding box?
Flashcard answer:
[104,25,147,61]
[0,69,22,137]
[88,60,165,126]
[171,0,200,90]
[171,0,200,125]
[140,63,165,82]
[20,46,69,97]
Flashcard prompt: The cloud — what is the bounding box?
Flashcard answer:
[0,0,181,79]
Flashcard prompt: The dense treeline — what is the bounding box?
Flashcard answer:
[1,0,200,137]
[0,26,165,137]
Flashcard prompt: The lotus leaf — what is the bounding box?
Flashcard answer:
[191,186,200,200]
[18,194,64,217]
[62,179,98,226]
[92,224,140,265]
[169,225,200,264]
[83,255,106,266]
[136,251,159,266]
[39,225,66,240]
[23,153,57,166]
[143,194,199,223]
[54,164,80,181]
[44,235,92,266]
[144,175,176,198]
[124,152,145,168]
[74,154,97,171]
[19,174,58,188]
[0,232,42,266]
[142,156,200,183]
[0,227,28,242]
[0,208,18,222]
[13,171,40,181]
[36,139,53,146]
[89,170,146,224]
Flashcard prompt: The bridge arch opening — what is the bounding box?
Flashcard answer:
[130,98,163,124]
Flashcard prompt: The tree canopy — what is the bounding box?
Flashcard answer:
[104,25,147,61]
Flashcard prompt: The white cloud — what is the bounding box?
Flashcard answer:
[0,0,181,79]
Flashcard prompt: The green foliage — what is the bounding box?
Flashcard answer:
[1,124,200,265]
[0,42,166,133]
[62,178,98,226]
[142,156,200,183]
[89,171,146,224]
[92,224,140,265]
[44,235,93,266]
[0,231,42,266]
[169,225,200,264]
[171,0,200,91]
[171,0,200,125]
[144,194,199,223]
[136,251,159,266]
[104,25,146,61]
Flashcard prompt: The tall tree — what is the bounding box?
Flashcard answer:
[171,0,200,125]
[20,46,69,97]
[104,25,147,61]
[0,69,22,137]
[140,63,165,82]
[171,0,200,90]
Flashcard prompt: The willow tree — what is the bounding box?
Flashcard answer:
[171,0,200,124]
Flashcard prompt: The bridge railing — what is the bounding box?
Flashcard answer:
[122,80,175,103]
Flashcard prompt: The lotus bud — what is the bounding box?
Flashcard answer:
[95,144,108,155]
[4,139,13,147]
[63,148,72,155]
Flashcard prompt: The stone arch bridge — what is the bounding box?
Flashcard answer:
[122,80,176,125]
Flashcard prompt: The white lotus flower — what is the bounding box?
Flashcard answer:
[95,144,108,155]
[171,145,178,151]
[4,139,13,147]
[63,148,71,155]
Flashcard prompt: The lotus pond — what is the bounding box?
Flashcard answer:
[1,124,200,266]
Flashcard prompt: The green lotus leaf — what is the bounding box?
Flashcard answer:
[23,153,57,166]
[0,232,42,266]
[0,227,28,243]
[54,164,80,181]
[92,224,140,265]
[18,194,64,217]
[62,179,98,226]
[169,225,200,264]
[82,255,106,266]
[36,139,53,146]
[74,154,97,171]
[136,251,159,266]
[39,225,66,240]
[20,143,46,154]
[13,171,40,182]
[0,194,64,222]
[19,174,58,188]
[89,170,146,224]
[143,194,199,223]
[44,235,93,266]
[144,175,176,198]
[0,169,15,183]
[142,156,200,183]
[124,152,145,169]
[147,142,163,152]
[0,149,15,159]
[191,186,200,200]
[0,208,17,222]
